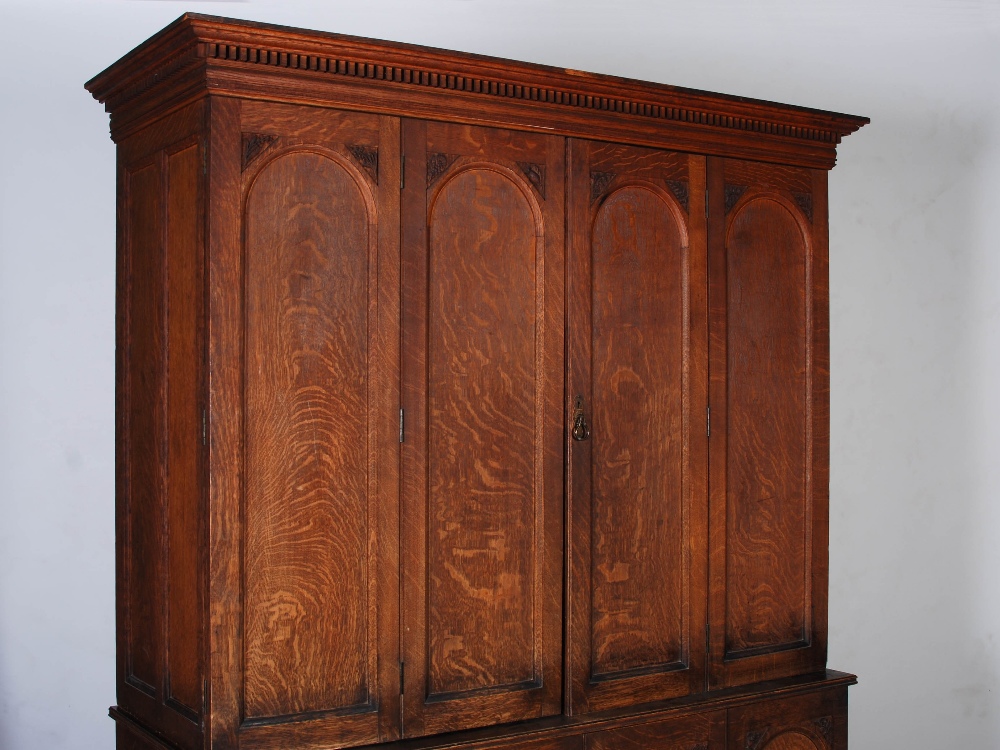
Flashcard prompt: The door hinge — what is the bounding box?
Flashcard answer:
[399,408,405,443]
[202,408,207,446]
[400,155,405,189]
[705,188,710,218]
[706,406,711,438]
[399,661,405,694]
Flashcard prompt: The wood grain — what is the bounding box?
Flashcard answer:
[760,733,822,750]
[725,195,809,656]
[566,140,707,715]
[727,686,846,750]
[206,95,244,750]
[590,184,686,676]
[400,121,564,737]
[707,158,829,689]
[164,142,204,719]
[116,101,208,750]
[94,19,862,749]
[125,159,165,697]
[426,165,538,696]
[243,149,374,717]
[586,710,724,750]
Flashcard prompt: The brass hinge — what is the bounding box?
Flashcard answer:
[399,661,405,694]
[706,406,711,438]
[400,155,405,189]
[705,188,710,218]
[202,409,207,446]
[399,408,405,443]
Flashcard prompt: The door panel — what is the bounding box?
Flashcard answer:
[567,140,708,714]
[400,120,564,736]
[239,103,400,745]
[707,158,829,688]
[426,167,539,697]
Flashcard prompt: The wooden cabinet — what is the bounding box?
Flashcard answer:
[86,14,865,750]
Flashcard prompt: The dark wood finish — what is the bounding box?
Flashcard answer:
[707,159,829,689]
[116,100,207,750]
[566,140,708,714]
[205,95,243,750]
[237,105,401,747]
[293,673,854,750]
[727,687,847,750]
[85,16,866,169]
[587,711,725,750]
[400,120,565,737]
[92,16,863,750]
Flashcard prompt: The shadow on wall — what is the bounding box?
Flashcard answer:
[829,95,999,748]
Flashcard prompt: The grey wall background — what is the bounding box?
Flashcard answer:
[1,0,998,747]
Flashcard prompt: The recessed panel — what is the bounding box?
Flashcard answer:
[590,186,687,677]
[165,144,203,716]
[725,197,808,656]
[244,151,374,717]
[426,168,540,696]
[126,162,164,695]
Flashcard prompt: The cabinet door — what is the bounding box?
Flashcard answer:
[400,120,565,736]
[566,140,708,713]
[232,102,401,748]
[707,158,829,689]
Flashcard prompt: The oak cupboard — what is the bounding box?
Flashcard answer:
[86,14,866,750]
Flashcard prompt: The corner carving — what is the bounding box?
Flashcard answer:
[793,191,814,222]
[725,183,749,213]
[745,729,768,750]
[666,179,690,213]
[427,152,459,187]
[812,717,833,743]
[347,144,379,184]
[242,133,278,171]
[516,161,546,199]
[591,171,617,202]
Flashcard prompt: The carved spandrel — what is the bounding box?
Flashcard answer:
[746,729,768,750]
[792,191,814,222]
[812,716,833,743]
[242,133,278,171]
[427,152,459,187]
[347,144,379,184]
[516,161,546,199]
[666,178,690,213]
[725,183,749,213]
[591,171,617,202]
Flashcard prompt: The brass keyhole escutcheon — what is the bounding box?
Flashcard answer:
[572,395,591,441]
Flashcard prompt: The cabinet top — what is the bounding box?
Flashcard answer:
[85,13,867,169]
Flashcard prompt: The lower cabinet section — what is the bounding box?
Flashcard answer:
[587,711,725,750]
[727,689,848,750]
[112,674,852,750]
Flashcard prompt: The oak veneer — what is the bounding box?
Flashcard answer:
[87,14,866,750]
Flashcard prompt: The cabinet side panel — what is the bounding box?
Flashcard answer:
[243,151,375,718]
[590,186,686,677]
[164,143,204,718]
[725,198,808,656]
[125,161,166,696]
[426,167,539,696]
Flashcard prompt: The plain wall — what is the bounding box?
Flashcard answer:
[1,0,997,747]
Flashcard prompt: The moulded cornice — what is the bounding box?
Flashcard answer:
[86,14,868,168]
